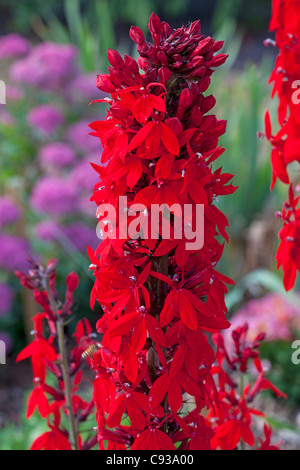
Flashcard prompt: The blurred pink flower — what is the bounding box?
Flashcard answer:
[0,234,30,272]
[68,73,101,103]
[63,222,97,252]
[228,293,300,344]
[27,105,64,135]
[0,196,21,228]
[34,220,61,243]
[38,142,76,172]
[66,119,101,152]
[35,220,97,252]
[6,85,24,101]
[0,108,14,126]
[10,42,77,89]
[69,154,100,216]
[0,34,30,59]
[31,176,78,216]
[70,154,100,191]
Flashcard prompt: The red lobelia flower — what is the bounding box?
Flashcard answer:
[265,0,300,290]
[16,13,285,451]
[88,12,237,450]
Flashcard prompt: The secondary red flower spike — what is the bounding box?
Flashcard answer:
[207,324,285,450]
[16,261,283,450]
[88,13,238,450]
[16,12,284,452]
[265,0,300,290]
[16,259,97,451]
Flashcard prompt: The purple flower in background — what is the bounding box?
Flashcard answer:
[31,176,78,216]
[32,42,77,82]
[70,154,100,192]
[63,222,98,252]
[0,108,14,126]
[34,220,62,243]
[78,196,97,217]
[0,234,30,272]
[10,42,77,89]
[225,293,300,345]
[0,282,14,316]
[67,119,100,152]
[10,58,45,86]
[6,85,24,101]
[0,34,30,59]
[0,196,21,229]
[68,74,101,103]
[35,220,97,252]
[70,154,100,216]
[39,142,76,172]
[27,105,64,135]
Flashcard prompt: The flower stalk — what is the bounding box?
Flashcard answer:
[56,318,79,450]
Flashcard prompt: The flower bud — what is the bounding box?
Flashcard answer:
[107,49,124,69]
[194,37,213,56]
[161,21,171,39]
[96,74,115,93]
[201,95,216,114]
[207,54,228,67]
[157,51,169,66]
[124,54,139,74]
[66,272,79,292]
[179,88,193,109]
[158,66,172,83]
[130,26,145,45]
[148,12,161,34]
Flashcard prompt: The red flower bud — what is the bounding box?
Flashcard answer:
[194,37,213,55]
[66,272,79,292]
[207,54,228,67]
[124,54,139,74]
[107,49,124,69]
[192,76,211,93]
[129,26,145,45]
[161,21,171,39]
[189,19,201,34]
[178,88,193,109]
[158,66,172,83]
[201,94,216,114]
[148,12,161,34]
[96,74,115,93]
[190,105,203,126]
[190,65,206,77]
[212,40,225,52]
[157,51,169,66]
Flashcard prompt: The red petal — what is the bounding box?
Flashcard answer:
[160,122,180,155]
[106,395,126,428]
[149,373,169,408]
[168,378,183,413]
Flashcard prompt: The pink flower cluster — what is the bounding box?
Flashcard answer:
[227,292,300,343]
[0,36,103,258]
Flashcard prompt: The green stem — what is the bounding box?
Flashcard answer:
[45,286,78,451]
[239,373,245,451]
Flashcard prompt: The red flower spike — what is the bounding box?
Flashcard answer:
[207,325,285,450]
[16,260,96,451]
[265,0,300,289]
[88,12,240,450]
[16,12,281,452]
